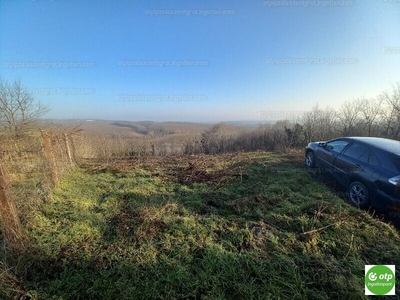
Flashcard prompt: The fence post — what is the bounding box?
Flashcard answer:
[69,134,78,164]
[63,133,75,166]
[41,131,58,185]
[0,163,24,251]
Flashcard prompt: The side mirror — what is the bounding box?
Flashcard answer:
[318,142,326,147]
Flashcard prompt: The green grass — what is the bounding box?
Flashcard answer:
[4,151,400,299]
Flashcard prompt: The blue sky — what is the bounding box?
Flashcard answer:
[1,0,399,123]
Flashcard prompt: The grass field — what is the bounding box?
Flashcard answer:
[3,151,400,299]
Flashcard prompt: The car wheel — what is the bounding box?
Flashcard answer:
[305,151,316,168]
[347,181,370,208]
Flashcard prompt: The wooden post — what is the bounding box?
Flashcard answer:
[41,131,58,185]
[69,134,78,164]
[0,163,24,251]
[63,133,75,166]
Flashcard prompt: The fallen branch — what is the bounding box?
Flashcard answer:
[302,222,342,235]
[345,233,354,259]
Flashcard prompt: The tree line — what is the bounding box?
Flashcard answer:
[185,83,400,154]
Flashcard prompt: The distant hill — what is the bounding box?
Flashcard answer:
[40,119,214,136]
[39,119,272,136]
[224,120,276,127]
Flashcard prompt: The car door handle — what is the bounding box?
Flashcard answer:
[354,164,361,169]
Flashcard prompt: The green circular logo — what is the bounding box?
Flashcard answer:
[365,265,395,295]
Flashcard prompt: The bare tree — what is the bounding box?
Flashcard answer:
[284,122,304,147]
[302,104,337,142]
[0,79,48,136]
[201,123,238,154]
[302,105,319,142]
[271,119,291,149]
[337,99,363,136]
[359,97,383,137]
[380,83,400,139]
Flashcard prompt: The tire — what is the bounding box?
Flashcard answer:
[305,151,316,168]
[347,181,370,208]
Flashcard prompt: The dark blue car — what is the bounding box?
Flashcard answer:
[305,137,400,210]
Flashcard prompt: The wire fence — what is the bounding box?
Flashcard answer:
[0,129,81,251]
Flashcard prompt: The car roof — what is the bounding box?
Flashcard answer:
[346,137,400,155]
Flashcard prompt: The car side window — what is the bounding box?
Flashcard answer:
[368,151,381,166]
[359,150,370,163]
[325,140,350,153]
[343,143,368,159]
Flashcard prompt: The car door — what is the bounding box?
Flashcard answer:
[333,142,369,185]
[316,139,350,173]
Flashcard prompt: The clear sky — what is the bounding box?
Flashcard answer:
[1,0,399,123]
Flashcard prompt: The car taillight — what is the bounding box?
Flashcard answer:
[388,175,400,186]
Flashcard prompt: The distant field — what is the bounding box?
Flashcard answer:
[41,119,258,138]
[7,151,399,299]
[41,119,217,136]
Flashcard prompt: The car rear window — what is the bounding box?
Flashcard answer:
[390,155,400,172]
[343,143,368,159]
[368,151,381,166]
[357,149,381,166]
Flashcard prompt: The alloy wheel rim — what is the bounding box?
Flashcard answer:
[350,185,366,205]
[306,153,313,166]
